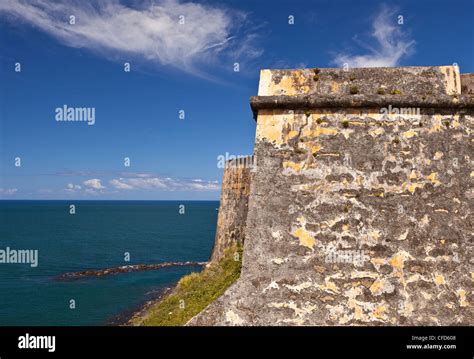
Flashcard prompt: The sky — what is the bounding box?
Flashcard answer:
[0,0,473,200]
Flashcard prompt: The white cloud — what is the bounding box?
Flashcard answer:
[83,178,105,190]
[0,0,260,73]
[0,188,18,196]
[109,179,134,190]
[109,176,219,191]
[332,5,415,68]
[65,183,82,192]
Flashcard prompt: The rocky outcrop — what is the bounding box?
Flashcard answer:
[57,261,205,280]
[209,157,253,263]
[190,66,473,326]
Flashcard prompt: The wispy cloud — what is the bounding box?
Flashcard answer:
[0,188,18,196]
[332,5,415,68]
[0,0,261,74]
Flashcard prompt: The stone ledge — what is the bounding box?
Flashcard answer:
[250,94,474,120]
[257,66,462,97]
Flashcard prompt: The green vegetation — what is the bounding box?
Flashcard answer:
[312,68,320,81]
[131,243,243,326]
[377,87,386,95]
[349,86,359,94]
[342,120,350,128]
[390,89,402,95]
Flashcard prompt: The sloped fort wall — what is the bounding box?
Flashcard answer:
[191,66,473,325]
[210,157,252,263]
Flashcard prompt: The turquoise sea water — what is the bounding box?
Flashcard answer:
[0,200,218,325]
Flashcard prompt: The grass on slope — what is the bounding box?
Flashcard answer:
[131,243,243,326]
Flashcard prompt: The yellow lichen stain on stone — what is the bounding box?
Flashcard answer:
[406,274,420,284]
[285,130,299,141]
[353,305,364,320]
[272,258,285,265]
[402,302,414,317]
[433,151,444,160]
[369,190,384,198]
[428,116,443,133]
[369,128,385,137]
[369,279,384,295]
[406,182,424,194]
[308,142,322,154]
[256,111,282,144]
[268,72,309,96]
[314,265,326,273]
[283,161,303,172]
[325,280,339,294]
[348,121,365,126]
[341,129,354,139]
[402,129,418,138]
[293,228,316,250]
[440,65,461,95]
[434,274,446,286]
[225,310,245,325]
[303,126,338,137]
[320,295,334,302]
[284,281,313,293]
[389,251,413,272]
[426,172,441,186]
[368,230,382,241]
[371,258,386,271]
[457,289,468,307]
[451,114,460,128]
[420,215,430,227]
[409,170,419,180]
[372,305,387,320]
[398,229,409,241]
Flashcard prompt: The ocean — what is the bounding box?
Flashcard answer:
[0,200,218,326]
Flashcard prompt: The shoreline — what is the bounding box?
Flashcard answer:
[106,286,176,326]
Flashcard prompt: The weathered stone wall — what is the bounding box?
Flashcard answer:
[190,66,473,326]
[461,73,474,94]
[209,158,252,263]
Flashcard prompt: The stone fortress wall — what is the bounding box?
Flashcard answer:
[191,66,473,325]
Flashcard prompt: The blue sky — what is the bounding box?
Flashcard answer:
[1,0,473,200]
